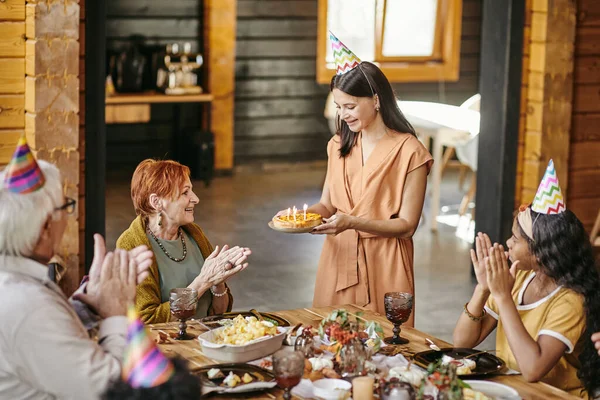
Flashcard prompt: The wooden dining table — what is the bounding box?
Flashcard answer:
[151,304,578,399]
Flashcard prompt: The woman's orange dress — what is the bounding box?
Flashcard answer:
[313,132,432,327]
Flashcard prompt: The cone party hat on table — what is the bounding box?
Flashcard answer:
[531,159,566,215]
[122,306,175,388]
[3,135,45,194]
[330,31,362,75]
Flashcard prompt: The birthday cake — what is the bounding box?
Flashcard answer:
[272,212,322,230]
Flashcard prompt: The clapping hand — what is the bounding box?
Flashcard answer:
[485,244,519,301]
[73,248,138,318]
[85,234,152,296]
[592,332,600,356]
[194,244,251,288]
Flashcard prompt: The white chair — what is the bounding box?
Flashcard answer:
[440,94,481,186]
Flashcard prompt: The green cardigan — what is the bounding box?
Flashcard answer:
[116,216,233,323]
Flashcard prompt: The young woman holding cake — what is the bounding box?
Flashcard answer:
[276,33,432,323]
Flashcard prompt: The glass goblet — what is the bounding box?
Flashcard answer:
[272,349,305,400]
[169,288,198,340]
[383,292,413,345]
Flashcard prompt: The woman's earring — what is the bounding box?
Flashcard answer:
[375,106,380,112]
[158,212,163,227]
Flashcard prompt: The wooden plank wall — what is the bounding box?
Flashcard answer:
[235,0,329,163]
[515,0,575,209]
[569,0,600,231]
[0,0,25,165]
[234,0,482,164]
[105,0,203,169]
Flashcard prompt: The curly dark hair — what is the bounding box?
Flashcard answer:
[101,356,202,400]
[518,209,600,395]
[330,62,416,157]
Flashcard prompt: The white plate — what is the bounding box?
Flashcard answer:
[463,380,521,399]
[198,326,286,363]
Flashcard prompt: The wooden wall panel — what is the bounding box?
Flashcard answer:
[0,95,25,128]
[234,0,483,164]
[0,5,25,167]
[0,22,25,57]
[0,0,26,20]
[515,0,575,209]
[568,0,600,230]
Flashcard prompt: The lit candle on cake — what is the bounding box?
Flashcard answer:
[287,207,291,220]
[303,204,307,220]
[293,206,297,222]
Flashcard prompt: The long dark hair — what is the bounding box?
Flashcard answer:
[330,62,416,157]
[518,209,600,394]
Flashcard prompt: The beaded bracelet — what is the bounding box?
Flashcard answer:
[463,302,486,321]
[210,285,229,297]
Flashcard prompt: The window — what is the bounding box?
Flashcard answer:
[317,0,463,83]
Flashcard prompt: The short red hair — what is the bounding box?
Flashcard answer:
[131,159,191,218]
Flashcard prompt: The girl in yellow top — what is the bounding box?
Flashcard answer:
[453,160,600,398]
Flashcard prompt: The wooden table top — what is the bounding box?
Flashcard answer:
[151,304,578,399]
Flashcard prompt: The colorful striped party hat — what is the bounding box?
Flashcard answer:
[531,159,566,215]
[3,135,45,194]
[122,306,175,388]
[330,31,362,75]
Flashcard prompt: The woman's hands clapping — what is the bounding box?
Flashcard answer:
[192,245,251,290]
[485,244,518,301]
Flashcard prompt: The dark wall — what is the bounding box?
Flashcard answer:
[235,0,330,164]
[105,0,204,169]
[234,0,482,164]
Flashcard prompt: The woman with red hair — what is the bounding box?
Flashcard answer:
[117,159,251,323]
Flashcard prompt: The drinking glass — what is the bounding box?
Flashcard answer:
[272,349,305,400]
[169,288,198,340]
[383,292,413,345]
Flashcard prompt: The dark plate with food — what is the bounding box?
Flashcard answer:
[413,348,506,377]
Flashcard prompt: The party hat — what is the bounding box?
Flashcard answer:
[330,31,362,75]
[3,135,45,194]
[122,306,175,388]
[531,159,566,215]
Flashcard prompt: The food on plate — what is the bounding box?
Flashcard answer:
[260,358,273,369]
[207,368,225,380]
[462,388,492,400]
[308,357,334,372]
[223,371,241,387]
[387,364,425,387]
[272,212,322,229]
[441,355,477,375]
[214,315,279,345]
[242,373,254,384]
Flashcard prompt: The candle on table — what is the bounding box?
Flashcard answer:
[303,204,307,220]
[352,376,374,400]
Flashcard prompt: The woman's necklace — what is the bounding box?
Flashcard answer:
[147,227,187,262]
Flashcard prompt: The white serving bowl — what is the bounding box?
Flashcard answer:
[198,326,287,363]
[312,378,352,400]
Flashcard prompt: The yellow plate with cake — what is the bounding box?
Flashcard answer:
[269,212,323,233]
